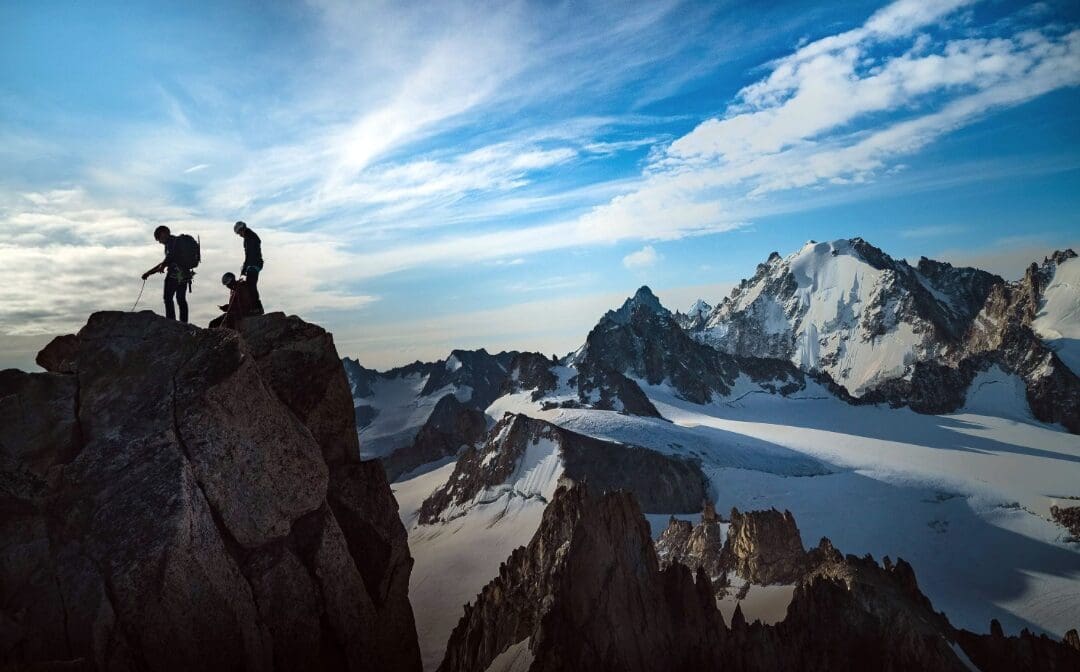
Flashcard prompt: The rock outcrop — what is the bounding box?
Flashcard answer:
[437,483,726,672]
[380,394,487,482]
[441,485,1080,672]
[1050,504,1080,540]
[655,504,807,589]
[724,507,807,585]
[0,311,421,671]
[418,413,708,525]
[655,503,726,587]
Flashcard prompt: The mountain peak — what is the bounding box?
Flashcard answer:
[605,285,668,324]
[632,284,662,305]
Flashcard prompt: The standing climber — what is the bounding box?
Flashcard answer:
[233,221,264,315]
[141,226,200,322]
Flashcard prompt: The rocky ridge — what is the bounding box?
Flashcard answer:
[439,484,1080,672]
[572,286,810,405]
[655,505,807,590]
[418,413,708,525]
[0,311,421,671]
[344,348,527,478]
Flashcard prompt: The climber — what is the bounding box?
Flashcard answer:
[209,272,257,329]
[233,221,264,315]
[141,225,200,323]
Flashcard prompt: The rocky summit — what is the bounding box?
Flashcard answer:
[440,484,1080,672]
[0,311,421,672]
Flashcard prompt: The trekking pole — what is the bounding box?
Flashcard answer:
[130,278,147,312]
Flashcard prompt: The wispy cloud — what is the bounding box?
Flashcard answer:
[623,245,662,270]
[2,0,1078,369]
[659,5,1080,198]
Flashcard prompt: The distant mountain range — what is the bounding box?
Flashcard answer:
[345,238,1078,479]
[340,237,1079,670]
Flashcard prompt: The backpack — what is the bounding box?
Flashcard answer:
[174,234,201,270]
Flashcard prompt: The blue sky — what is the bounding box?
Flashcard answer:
[1,0,1078,369]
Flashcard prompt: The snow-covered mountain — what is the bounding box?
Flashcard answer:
[343,349,524,478]
[675,298,713,330]
[417,412,708,525]
[345,238,1080,670]
[1033,252,1080,373]
[689,239,1078,430]
[692,238,993,395]
[570,286,814,405]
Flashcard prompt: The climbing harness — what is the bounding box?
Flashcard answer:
[130,277,147,312]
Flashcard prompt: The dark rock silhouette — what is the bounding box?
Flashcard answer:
[440,485,1080,672]
[438,483,725,672]
[0,311,421,671]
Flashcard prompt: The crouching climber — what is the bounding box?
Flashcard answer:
[209,272,257,329]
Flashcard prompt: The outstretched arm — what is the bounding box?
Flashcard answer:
[141,260,166,280]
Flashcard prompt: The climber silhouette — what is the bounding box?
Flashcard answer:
[233,221,264,315]
[141,226,200,322]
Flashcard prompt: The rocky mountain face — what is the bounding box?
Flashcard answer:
[574,286,809,405]
[691,239,1079,431]
[418,413,708,525]
[440,485,1080,672]
[381,394,487,482]
[655,503,726,586]
[438,483,725,672]
[674,299,713,331]
[0,311,421,671]
[1050,504,1080,541]
[962,250,1080,431]
[724,507,807,585]
[656,505,807,589]
[344,348,529,478]
[502,351,663,417]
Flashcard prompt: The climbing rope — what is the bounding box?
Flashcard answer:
[130,278,147,312]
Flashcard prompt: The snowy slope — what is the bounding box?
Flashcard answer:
[698,239,956,396]
[399,377,1079,669]
[1033,256,1080,375]
[639,383,1080,639]
[356,372,463,458]
[395,462,548,671]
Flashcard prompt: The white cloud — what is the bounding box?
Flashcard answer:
[0,190,375,338]
[622,245,661,270]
